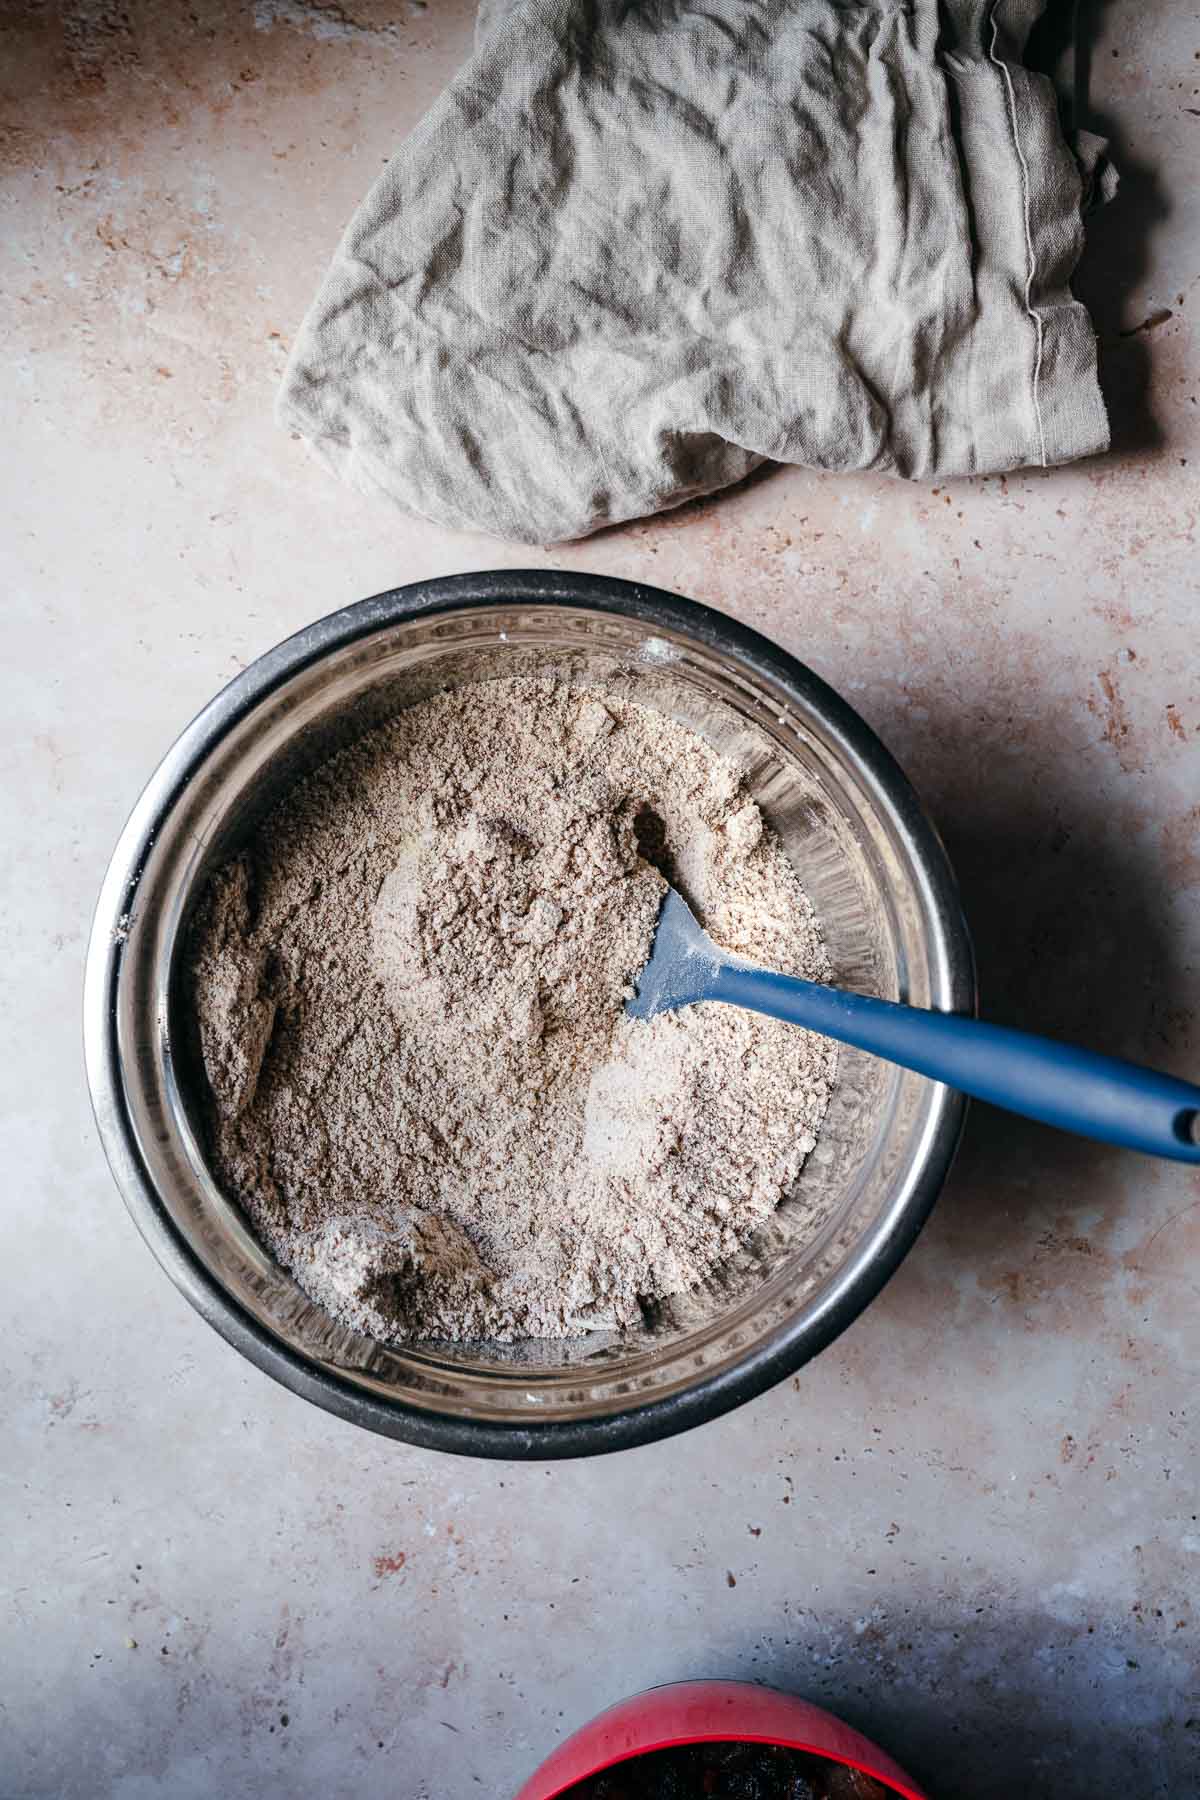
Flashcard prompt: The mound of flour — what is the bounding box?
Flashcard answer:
[189,676,835,1342]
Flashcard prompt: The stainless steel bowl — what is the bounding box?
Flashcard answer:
[84,572,973,1458]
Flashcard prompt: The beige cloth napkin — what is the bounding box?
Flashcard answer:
[279,0,1110,545]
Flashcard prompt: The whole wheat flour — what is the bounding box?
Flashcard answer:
[189,676,836,1343]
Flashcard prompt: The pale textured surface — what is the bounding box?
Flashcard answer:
[1,3,1198,1798]
[279,0,1109,542]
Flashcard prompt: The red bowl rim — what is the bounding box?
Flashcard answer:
[532,1735,926,1800]
[514,1681,929,1800]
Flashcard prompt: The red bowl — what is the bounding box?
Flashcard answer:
[513,1681,929,1800]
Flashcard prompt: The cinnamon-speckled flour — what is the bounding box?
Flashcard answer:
[189,676,835,1343]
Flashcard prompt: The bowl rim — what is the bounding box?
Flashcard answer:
[84,570,974,1458]
[511,1679,929,1800]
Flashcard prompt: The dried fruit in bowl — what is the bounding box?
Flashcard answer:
[565,1741,892,1799]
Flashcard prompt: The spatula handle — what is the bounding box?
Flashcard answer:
[709,963,1200,1164]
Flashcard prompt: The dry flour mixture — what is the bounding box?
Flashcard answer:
[189,676,836,1343]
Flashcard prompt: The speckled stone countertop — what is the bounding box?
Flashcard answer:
[2,5,1197,1797]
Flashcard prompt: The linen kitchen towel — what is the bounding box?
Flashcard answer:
[279,0,1110,544]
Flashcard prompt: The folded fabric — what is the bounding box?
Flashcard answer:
[279,0,1110,545]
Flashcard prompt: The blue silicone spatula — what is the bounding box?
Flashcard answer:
[628,887,1200,1163]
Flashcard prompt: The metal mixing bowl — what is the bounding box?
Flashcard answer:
[84,572,973,1458]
